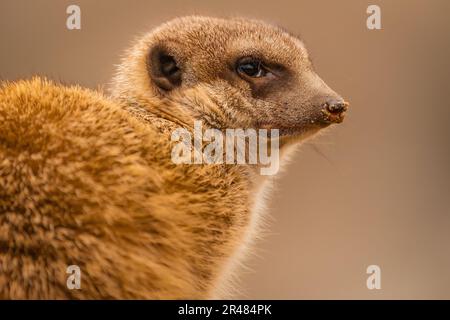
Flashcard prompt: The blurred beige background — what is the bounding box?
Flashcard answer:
[1,0,449,299]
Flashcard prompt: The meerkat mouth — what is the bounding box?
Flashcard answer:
[259,121,335,138]
[257,100,349,138]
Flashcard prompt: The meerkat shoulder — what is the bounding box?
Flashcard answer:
[0,77,253,299]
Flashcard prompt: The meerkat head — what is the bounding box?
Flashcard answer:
[112,16,348,145]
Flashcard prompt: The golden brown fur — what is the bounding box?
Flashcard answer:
[0,16,347,299]
[0,78,257,299]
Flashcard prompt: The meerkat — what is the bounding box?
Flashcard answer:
[0,16,348,299]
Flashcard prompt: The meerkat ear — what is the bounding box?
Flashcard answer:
[148,45,182,91]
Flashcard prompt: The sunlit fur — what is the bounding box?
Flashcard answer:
[0,16,345,299]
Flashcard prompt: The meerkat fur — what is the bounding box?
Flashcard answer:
[0,16,347,299]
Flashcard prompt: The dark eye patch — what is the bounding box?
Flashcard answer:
[236,57,267,78]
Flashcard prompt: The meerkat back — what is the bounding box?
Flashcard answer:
[0,78,167,298]
[0,78,252,299]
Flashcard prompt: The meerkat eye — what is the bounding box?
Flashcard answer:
[236,58,267,78]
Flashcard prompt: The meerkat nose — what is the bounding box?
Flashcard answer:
[321,99,349,124]
[326,100,348,114]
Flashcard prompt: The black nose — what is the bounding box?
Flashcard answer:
[321,99,349,123]
[326,100,348,114]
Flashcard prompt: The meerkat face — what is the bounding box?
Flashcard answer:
[113,16,348,142]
